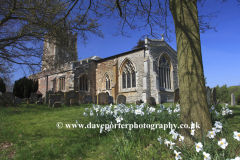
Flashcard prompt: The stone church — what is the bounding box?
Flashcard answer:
[28,32,179,104]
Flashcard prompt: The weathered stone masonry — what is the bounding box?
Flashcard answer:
[28,36,179,104]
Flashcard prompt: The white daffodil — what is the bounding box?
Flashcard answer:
[157,136,162,145]
[135,109,142,115]
[157,109,162,114]
[90,110,94,116]
[179,135,185,142]
[233,131,240,141]
[85,108,89,111]
[169,129,176,135]
[195,142,203,153]
[215,110,219,116]
[95,108,99,112]
[218,138,228,149]
[115,116,122,123]
[168,109,172,114]
[203,152,211,160]
[207,131,216,139]
[174,150,182,160]
[164,139,170,147]
[169,140,175,150]
[211,105,215,110]
[172,133,178,140]
[100,111,104,116]
[141,111,144,116]
[83,112,88,117]
[215,121,222,126]
[228,110,233,115]
[215,124,222,133]
[222,110,226,116]
[191,129,195,136]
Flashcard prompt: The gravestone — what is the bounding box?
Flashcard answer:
[36,101,43,105]
[70,99,78,105]
[212,87,216,105]
[98,92,109,105]
[56,91,64,103]
[3,92,14,102]
[0,91,2,96]
[135,100,141,105]
[64,91,78,106]
[53,102,61,108]
[27,99,34,104]
[31,93,38,103]
[231,93,235,106]
[14,98,21,104]
[174,88,180,104]
[83,95,92,104]
[49,94,61,107]
[45,91,53,103]
[206,86,211,107]
[117,94,126,104]
[147,97,156,106]
[38,97,44,102]
[108,96,113,104]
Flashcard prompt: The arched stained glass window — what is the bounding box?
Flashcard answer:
[105,75,110,89]
[79,75,88,91]
[159,56,171,89]
[121,60,136,89]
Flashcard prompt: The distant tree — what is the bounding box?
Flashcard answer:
[132,39,145,50]
[215,85,221,100]
[219,84,231,103]
[13,77,38,99]
[0,78,6,93]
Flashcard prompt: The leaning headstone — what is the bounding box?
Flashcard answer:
[83,95,92,104]
[117,94,126,104]
[49,94,61,107]
[147,97,156,106]
[70,99,78,105]
[98,93,109,105]
[14,98,21,104]
[31,93,38,103]
[231,93,235,106]
[53,102,61,108]
[212,87,216,105]
[173,88,180,104]
[206,86,211,107]
[36,101,43,105]
[135,100,141,105]
[45,91,53,103]
[56,91,64,103]
[27,99,34,104]
[108,96,113,104]
[64,91,78,106]
[3,92,14,102]
[38,97,44,102]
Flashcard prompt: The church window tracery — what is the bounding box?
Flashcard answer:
[159,56,172,89]
[79,75,88,91]
[121,60,136,89]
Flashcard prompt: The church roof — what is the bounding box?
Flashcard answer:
[94,47,145,63]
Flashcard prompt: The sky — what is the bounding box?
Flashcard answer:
[12,0,240,89]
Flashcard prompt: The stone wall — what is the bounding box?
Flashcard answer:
[117,50,145,103]
[96,59,115,96]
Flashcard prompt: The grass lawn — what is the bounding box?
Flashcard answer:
[0,102,240,160]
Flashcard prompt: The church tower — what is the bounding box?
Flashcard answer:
[41,31,78,71]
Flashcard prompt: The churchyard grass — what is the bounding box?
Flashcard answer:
[0,102,239,160]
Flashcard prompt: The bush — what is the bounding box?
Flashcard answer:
[13,77,38,99]
[0,78,6,94]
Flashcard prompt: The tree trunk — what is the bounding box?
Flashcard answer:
[169,0,212,147]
